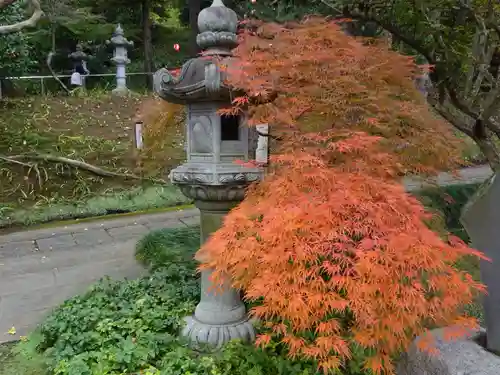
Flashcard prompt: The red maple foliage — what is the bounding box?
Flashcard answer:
[220,17,469,174]
[198,17,485,374]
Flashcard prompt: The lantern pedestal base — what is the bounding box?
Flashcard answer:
[112,86,130,97]
[176,199,256,350]
[180,314,256,350]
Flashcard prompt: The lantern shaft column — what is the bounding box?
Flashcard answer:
[181,200,255,348]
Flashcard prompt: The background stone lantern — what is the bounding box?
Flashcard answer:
[153,0,264,348]
[68,43,89,87]
[107,24,134,96]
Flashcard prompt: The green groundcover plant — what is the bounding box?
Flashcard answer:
[0,185,192,229]
[4,226,327,375]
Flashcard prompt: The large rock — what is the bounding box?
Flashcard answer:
[461,174,500,352]
[397,328,500,375]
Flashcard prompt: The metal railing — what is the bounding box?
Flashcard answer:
[0,72,154,98]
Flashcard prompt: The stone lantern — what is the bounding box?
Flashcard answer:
[107,24,134,96]
[68,43,89,86]
[153,0,264,348]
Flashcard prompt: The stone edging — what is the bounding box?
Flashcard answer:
[0,208,199,246]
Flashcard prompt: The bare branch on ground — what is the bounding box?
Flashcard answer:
[0,153,167,184]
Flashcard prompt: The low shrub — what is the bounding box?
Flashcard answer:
[415,183,484,324]
[37,265,200,374]
[199,140,485,374]
[135,225,200,271]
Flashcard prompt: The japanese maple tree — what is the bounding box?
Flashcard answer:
[198,17,486,374]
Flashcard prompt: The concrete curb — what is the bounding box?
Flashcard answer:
[0,208,199,245]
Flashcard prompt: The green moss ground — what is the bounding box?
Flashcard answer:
[0,93,185,229]
[0,185,192,232]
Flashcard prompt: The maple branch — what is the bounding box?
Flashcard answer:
[320,0,500,167]
[486,117,500,138]
[457,0,500,39]
[0,0,43,35]
[320,0,436,64]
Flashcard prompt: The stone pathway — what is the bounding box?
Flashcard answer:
[403,164,493,191]
[0,207,199,343]
[0,164,494,344]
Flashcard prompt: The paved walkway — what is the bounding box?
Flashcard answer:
[0,164,494,344]
[0,207,199,343]
[403,164,493,191]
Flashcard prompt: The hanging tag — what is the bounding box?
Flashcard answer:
[255,123,269,165]
[134,121,144,149]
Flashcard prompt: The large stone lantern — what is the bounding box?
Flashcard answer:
[153,0,264,348]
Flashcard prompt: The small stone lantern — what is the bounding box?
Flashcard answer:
[107,24,134,96]
[154,0,264,348]
[68,44,89,86]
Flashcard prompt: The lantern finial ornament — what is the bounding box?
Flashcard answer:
[115,23,124,35]
[196,0,238,54]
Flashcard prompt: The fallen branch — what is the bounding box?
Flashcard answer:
[0,155,46,187]
[47,51,70,94]
[0,155,31,168]
[0,153,167,184]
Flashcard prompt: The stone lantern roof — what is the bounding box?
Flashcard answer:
[68,44,89,62]
[153,0,240,104]
[108,24,134,48]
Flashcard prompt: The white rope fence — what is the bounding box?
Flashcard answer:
[0,72,154,98]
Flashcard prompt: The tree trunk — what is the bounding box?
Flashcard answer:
[51,23,56,53]
[188,0,202,57]
[472,135,500,171]
[142,0,153,90]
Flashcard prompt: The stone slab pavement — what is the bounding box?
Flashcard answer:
[0,207,200,343]
[403,164,493,191]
